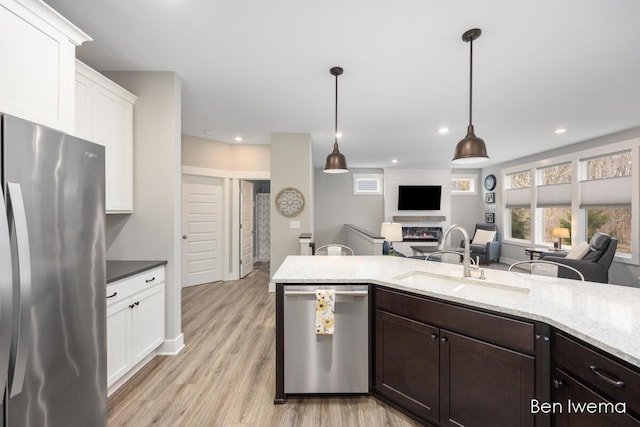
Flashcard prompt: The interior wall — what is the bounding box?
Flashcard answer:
[383,168,452,255]
[270,133,313,279]
[103,71,183,346]
[313,168,384,247]
[482,126,640,287]
[182,134,270,171]
[450,169,484,242]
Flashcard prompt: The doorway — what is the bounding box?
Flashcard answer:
[181,175,223,287]
[240,180,270,278]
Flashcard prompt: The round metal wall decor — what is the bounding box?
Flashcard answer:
[275,187,305,217]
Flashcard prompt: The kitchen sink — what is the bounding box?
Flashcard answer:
[393,270,530,302]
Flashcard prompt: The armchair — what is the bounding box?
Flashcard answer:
[461,223,501,264]
[540,232,617,283]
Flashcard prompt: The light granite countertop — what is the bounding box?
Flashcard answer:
[273,255,640,368]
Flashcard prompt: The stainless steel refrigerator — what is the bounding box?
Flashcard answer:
[1,114,107,426]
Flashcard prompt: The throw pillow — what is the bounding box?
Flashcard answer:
[472,229,496,246]
[566,241,591,260]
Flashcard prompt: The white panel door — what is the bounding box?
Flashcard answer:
[181,176,223,287]
[240,180,254,278]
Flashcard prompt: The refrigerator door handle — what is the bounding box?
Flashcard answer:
[0,192,13,394]
[7,182,32,397]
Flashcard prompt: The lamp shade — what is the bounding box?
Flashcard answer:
[380,222,403,242]
[324,142,348,173]
[551,227,570,239]
[452,125,489,164]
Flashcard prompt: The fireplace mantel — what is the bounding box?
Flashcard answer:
[393,215,446,222]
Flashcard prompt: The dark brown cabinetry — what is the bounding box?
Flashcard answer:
[552,332,640,426]
[375,287,537,427]
[376,310,439,421]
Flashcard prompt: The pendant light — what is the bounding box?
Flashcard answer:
[324,66,348,173]
[452,28,489,164]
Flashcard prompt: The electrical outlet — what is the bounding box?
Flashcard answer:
[290,221,300,229]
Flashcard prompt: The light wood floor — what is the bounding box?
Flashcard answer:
[107,262,423,427]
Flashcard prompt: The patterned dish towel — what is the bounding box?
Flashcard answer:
[315,289,335,335]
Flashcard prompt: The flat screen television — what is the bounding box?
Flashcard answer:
[398,185,441,210]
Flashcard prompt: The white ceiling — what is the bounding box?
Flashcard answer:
[45,0,640,169]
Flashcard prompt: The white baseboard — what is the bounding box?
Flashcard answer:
[108,351,157,397]
[268,281,275,293]
[158,333,185,355]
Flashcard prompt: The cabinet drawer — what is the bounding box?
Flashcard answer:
[106,267,165,304]
[554,332,640,417]
[376,287,535,354]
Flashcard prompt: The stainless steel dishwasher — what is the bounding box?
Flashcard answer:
[283,284,369,394]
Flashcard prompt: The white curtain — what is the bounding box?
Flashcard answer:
[255,193,271,261]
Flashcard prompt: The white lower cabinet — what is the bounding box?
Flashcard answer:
[106,267,165,393]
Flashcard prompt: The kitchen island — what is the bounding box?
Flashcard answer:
[273,256,640,426]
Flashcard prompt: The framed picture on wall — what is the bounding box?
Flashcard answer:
[485,212,495,223]
[485,192,495,204]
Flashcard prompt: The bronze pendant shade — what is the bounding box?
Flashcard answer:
[452,28,489,164]
[324,66,348,173]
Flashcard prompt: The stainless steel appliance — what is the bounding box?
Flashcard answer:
[1,114,106,426]
[283,284,369,394]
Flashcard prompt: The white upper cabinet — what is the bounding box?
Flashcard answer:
[75,60,137,213]
[0,0,90,133]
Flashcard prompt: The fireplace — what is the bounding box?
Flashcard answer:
[402,226,442,242]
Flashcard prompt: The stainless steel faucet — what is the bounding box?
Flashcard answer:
[440,224,471,277]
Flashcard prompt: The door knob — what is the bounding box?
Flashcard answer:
[182,235,187,239]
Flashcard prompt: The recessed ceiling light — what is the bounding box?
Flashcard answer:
[335,132,343,138]
[202,130,213,136]
[391,158,398,164]
[438,127,449,134]
[234,137,243,142]
[555,128,567,134]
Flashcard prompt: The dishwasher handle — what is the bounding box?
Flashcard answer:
[284,290,368,296]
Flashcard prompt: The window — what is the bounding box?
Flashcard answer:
[505,171,532,241]
[585,151,632,179]
[540,207,572,246]
[540,163,572,185]
[353,174,383,195]
[450,174,477,195]
[580,151,633,256]
[508,171,531,188]
[585,207,632,254]
[510,208,531,240]
[502,139,639,265]
[536,164,572,246]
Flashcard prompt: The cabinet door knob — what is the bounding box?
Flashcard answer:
[182,235,188,239]
[106,292,118,299]
[129,304,135,309]
[135,301,140,306]
[430,333,438,340]
[145,277,155,283]
[552,379,564,389]
[440,337,448,343]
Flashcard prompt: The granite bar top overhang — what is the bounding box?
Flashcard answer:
[273,255,640,368]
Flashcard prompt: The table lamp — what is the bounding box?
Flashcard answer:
[380,222,403,255]
[551,227,570,250]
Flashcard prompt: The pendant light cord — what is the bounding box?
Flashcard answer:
[334,73,339,144]
[469,38,473,127]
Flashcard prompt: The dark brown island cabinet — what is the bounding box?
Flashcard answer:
[276,283,640,427]
[374,286,544,427]
[551,332,640,427]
